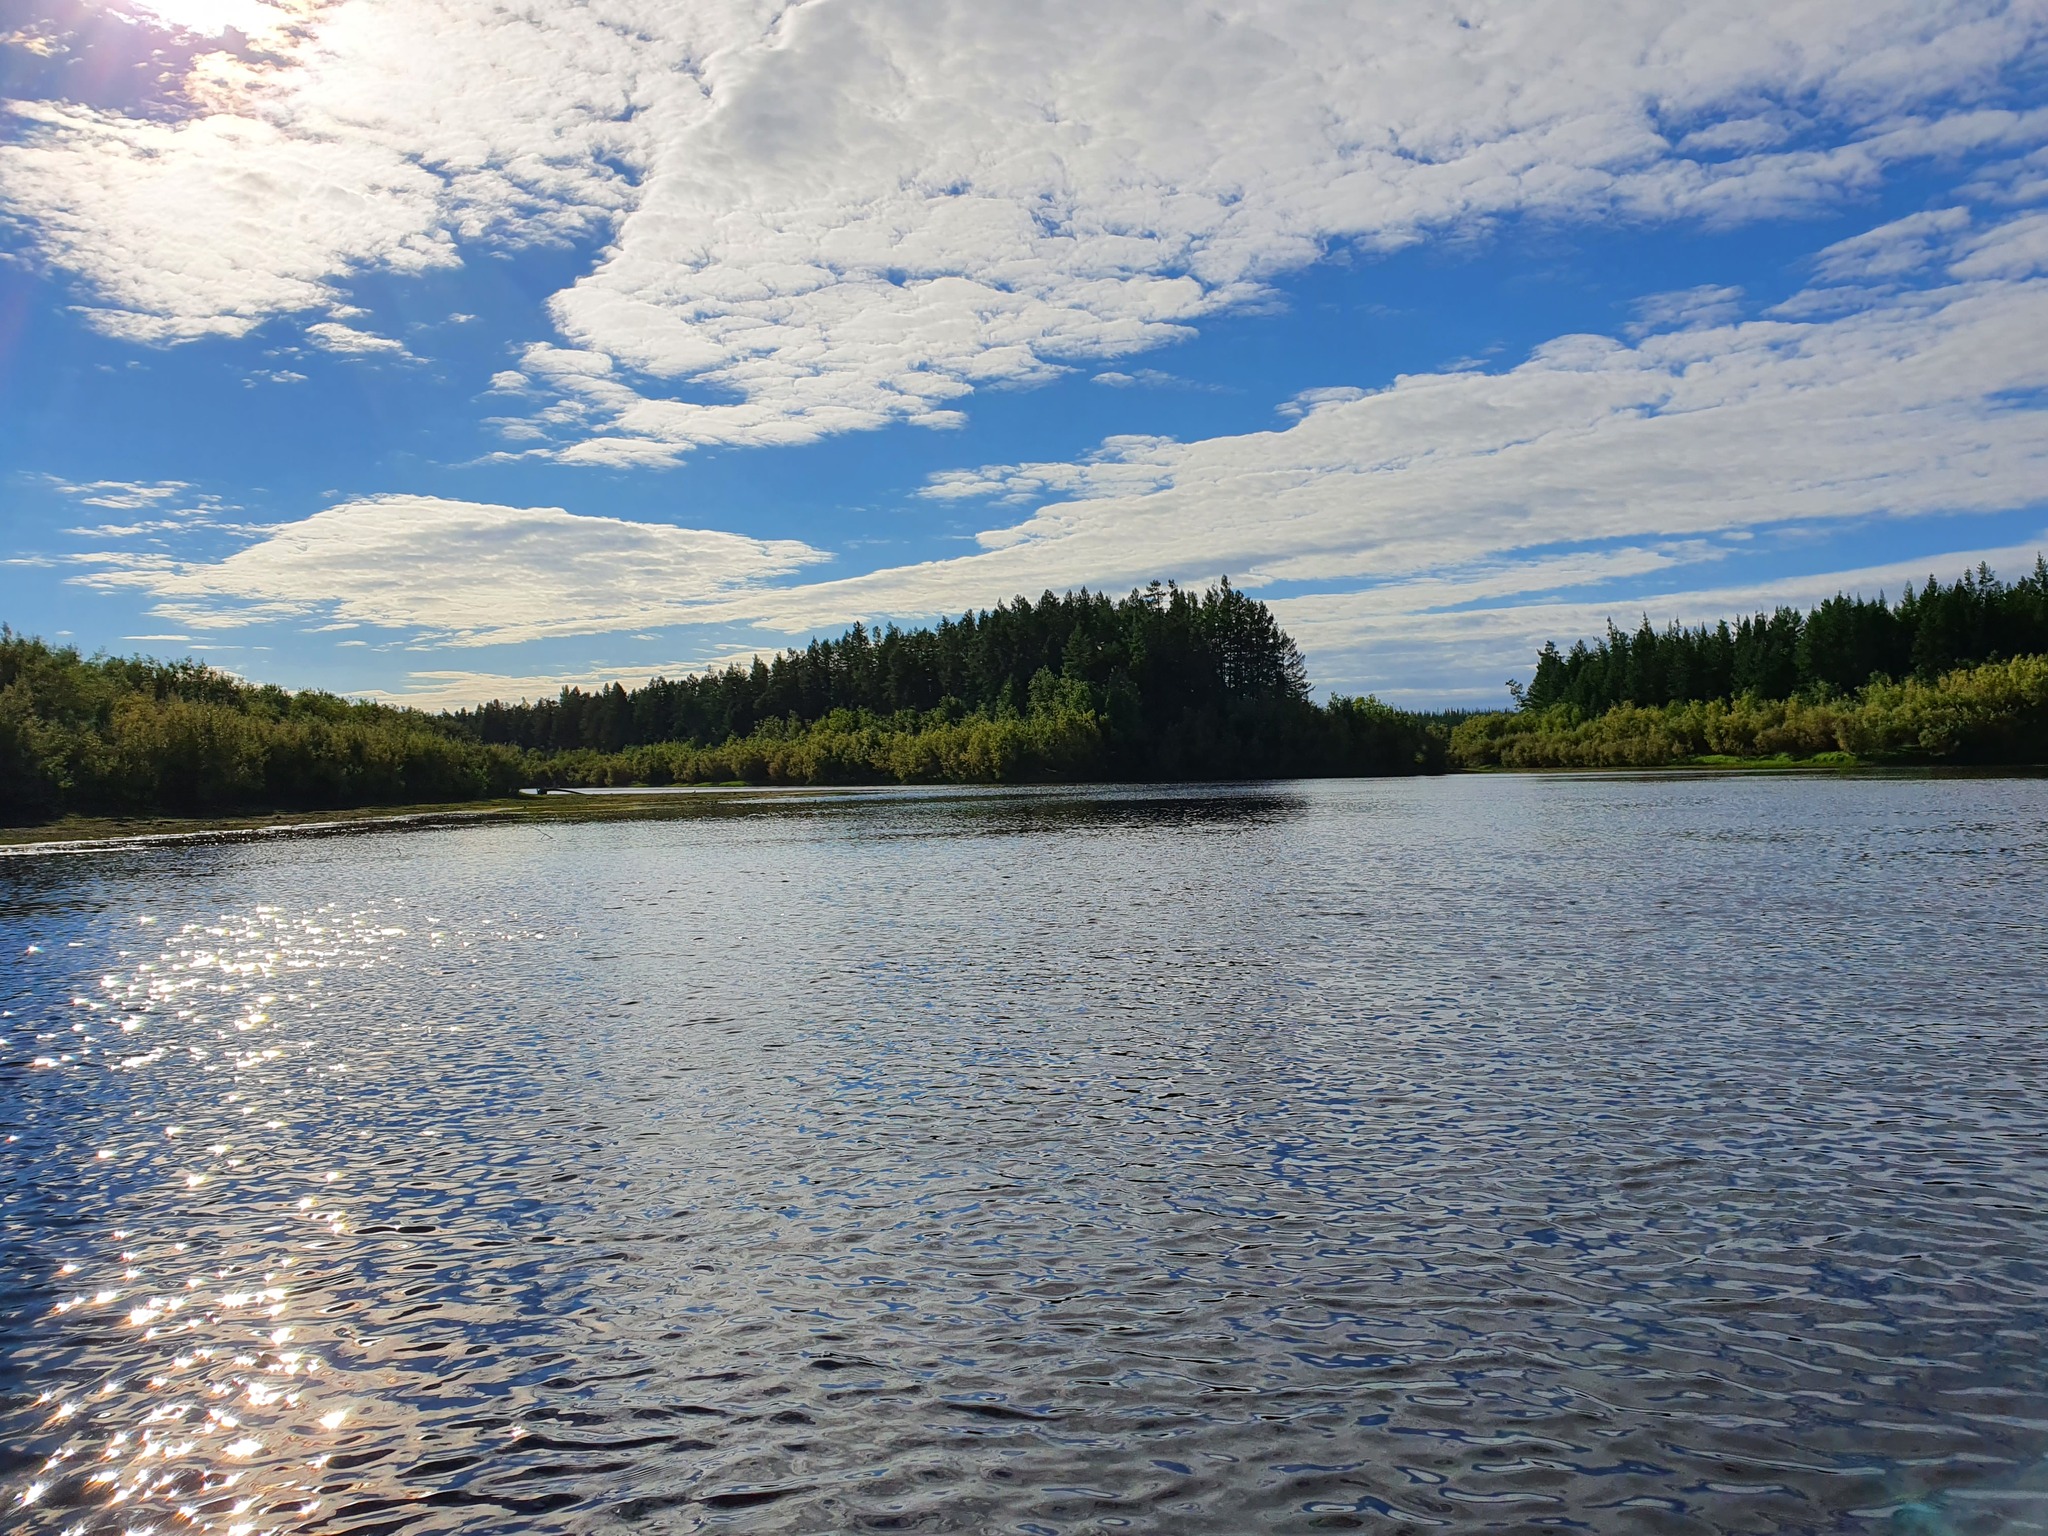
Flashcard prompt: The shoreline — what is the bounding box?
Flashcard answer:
[0,782,1100,855]
[5,760,2037,854]
[0,801,534,856]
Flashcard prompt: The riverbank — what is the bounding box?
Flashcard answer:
[1448,655,2048,770]
[0,800,532,853]
[0,782,1059,851]
[0,792,781,853]
[9,761,2034,852]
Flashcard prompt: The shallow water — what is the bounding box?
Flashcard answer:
[4,775,2047,1535]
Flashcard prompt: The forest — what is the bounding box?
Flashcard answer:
[450,580,1318,763]
[0,582,1445,822]
[1456,560,2048,769]
[10,566,2045,824]
[1518,560,2048,713]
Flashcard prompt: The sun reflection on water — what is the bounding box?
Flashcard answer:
[6,784,2048,1534]
[6,901,457,1534]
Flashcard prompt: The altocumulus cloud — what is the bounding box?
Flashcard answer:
[697,209,2048,638]
[76,495,828,645]
[4,0,2046,459]
[66,202,2048,691]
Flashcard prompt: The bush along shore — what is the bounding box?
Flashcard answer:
[1451,655,2048,769]
[1,582,1446,824]
[7,567,2046,826]
[1451,560,2048,770]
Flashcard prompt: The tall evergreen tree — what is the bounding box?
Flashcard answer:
[1520,558,2048,714]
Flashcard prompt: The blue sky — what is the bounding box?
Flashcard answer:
[3,0,2046,708]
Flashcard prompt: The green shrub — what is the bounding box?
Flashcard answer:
[1451,656,2048,769]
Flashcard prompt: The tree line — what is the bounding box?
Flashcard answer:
[0,632,530,820]
[18,565,2038,823]
[451,582,1312,757]
[1,582,1447,822]
[447,580,1449,780]
[1521,559,2048,715]
[1456,655,2048,769]
[1455,558,2048,769]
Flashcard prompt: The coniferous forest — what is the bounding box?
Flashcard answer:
[6,566,2047,826]
[1453,559,2048,769]
[1516,560,2048,714]
[451,579,1319,760]
[0,582,1443,823]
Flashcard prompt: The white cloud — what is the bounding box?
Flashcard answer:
[0,0,689,341]
[1275,539,2048,701]
[42,476,255,538]
[0,101,457,342]
[1092,368,1224,391]
[127,0,305,41]
[358,658,729,712]
[3,1,2044,451]
[659,208,2048,637]
[305,320,412,357]
[74,494,829,645]
[1676,117,1793,157]
[1952,208,2048,278]
[539,2,2048,459]
[919,435,1181,507]
[1627,284,1745,337]
[45,476,192,510]
[1813,208,1975,284]
[1276,386,1371,420]
[3,27,62,58]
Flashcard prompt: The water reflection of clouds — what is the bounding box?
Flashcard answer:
[5,781,2047,1532]
[0,785,1310,889]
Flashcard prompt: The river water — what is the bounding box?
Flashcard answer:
[4,775,2046,1535]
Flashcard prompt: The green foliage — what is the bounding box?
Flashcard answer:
[0,585,1450,823]
[526,697,1109,789]
[1322,694,1451,775]
[1451,655,2048,769]
[441,579,1448,785]
[0,628,528,822]
[446,578,1322,776]
[1522,559,2048,714]
[502,682,1447,791]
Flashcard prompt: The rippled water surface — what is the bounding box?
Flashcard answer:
[5,776,2048,1535]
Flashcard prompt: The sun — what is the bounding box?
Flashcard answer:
[126,0,293,37]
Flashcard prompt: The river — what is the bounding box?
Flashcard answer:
[4,775,2046,1533]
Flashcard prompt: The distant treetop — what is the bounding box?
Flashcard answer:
[1519,558,2048,716]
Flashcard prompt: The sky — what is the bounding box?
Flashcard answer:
[2,0,2046,709]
